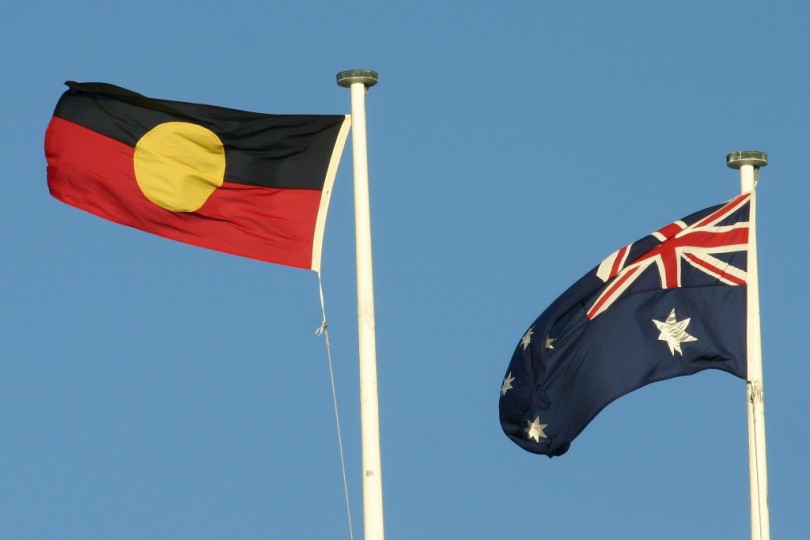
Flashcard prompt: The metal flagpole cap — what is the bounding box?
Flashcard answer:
[726,151,768,169]
[336,70,378,88]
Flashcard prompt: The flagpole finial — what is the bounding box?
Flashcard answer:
[726,151,768,169]
[337,70,378,88]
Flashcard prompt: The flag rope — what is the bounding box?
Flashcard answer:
[316,271,355,540]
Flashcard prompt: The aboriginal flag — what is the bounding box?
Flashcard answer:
[45,81,351,270]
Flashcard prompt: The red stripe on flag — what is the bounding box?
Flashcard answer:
[656,222,683,240]
[587,265,641,319]
[694,193,749,229]
[683,253,747,285]
[609,246,628,278]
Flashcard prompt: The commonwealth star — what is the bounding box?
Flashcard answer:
[652,308,698,356]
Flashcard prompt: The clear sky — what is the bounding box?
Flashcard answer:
[2,1,809,538]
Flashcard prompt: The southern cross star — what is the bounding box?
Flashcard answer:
[652,308,698,356]
[524,417,548,442]
[521,327,534,350]
[501,372,515,396]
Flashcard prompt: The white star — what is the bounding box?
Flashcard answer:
[521,327,534,350]
[525,417,548,442]
[545,336,556,350]
[501,372,515,396]
[652,308,698,356]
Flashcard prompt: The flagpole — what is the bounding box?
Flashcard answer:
[337,69,385,540]
[727,151,770,540]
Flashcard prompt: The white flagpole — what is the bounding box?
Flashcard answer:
[337,70,385,540]
[727,151,770,540]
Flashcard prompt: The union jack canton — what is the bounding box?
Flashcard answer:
[588,193,750,319]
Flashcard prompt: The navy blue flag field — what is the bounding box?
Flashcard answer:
[499,194,751,457]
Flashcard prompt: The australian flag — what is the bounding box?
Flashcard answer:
[499,194,751,457]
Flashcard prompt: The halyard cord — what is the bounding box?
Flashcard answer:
[317,272,354,540]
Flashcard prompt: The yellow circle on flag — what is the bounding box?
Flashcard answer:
[134,122,225,212]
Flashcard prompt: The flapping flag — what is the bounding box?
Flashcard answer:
[45,82,351,270]
[499,194,750,456]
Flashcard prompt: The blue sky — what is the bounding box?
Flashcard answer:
[2,1,809,538]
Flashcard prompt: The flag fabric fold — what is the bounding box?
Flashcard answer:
[499,194,751,457]
[45,81,351,270]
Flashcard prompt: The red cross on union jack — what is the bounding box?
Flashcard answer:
[586,193,750,320]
